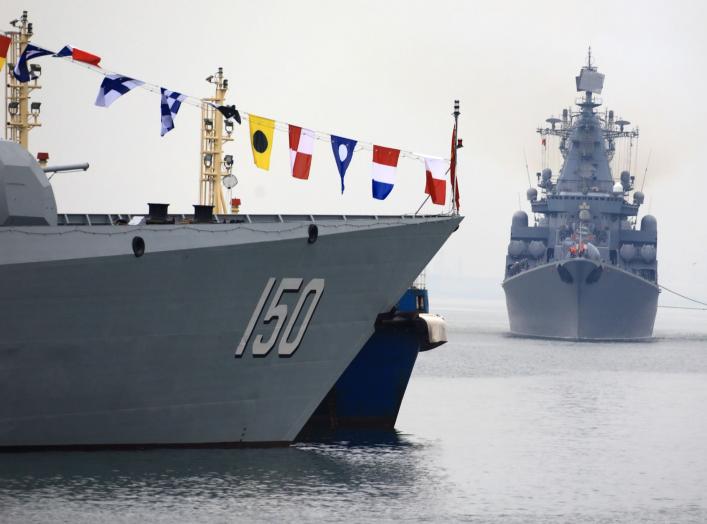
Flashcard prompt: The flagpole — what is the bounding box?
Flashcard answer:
[452,99,460,216]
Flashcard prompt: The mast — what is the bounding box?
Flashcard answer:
[451,99,461,215]
[4,11,42,151]
[199,67,234,215]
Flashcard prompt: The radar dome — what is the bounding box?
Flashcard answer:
[620,171,631,190]
[641,215,657,233]
[526,188,538,202]
[528,240,546,258]
[620,244,636,261]
[640,244,657,263]
[613,182,624,194]
[633,191,645,205]
[512,210,528,228]
[541,168,552,182]
[508,240,527,257]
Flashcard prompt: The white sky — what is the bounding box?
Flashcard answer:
[3,0,707,302]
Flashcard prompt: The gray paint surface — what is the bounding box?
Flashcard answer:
[0,141,462,447]
[0,215,460,446]
[504,258,658,340]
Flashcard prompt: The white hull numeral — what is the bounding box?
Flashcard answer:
[235,277,325,358]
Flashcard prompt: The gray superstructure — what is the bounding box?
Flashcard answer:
[0,141,461,448]
[503,55,659,340]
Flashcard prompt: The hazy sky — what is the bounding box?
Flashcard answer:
[3,0,706,303]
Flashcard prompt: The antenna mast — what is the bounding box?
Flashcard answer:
[451,99,461,215]
[199,68,235,215]
[5,11,42,151]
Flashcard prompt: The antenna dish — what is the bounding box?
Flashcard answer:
[545,117,561,129]
[615,119,630,131]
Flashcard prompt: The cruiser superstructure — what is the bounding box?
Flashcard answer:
[503,53,659,340]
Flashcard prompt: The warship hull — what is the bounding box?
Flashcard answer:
[503,258,658,340]
[0,215,461,448]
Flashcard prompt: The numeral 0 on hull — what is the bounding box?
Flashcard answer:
[235,277,325,358]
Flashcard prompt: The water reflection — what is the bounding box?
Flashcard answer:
[0,430,454,522]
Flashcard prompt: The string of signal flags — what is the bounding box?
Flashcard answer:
[0,36,461,208]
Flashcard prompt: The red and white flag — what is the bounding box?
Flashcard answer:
[289,125,315,180]
[423,156,447,205]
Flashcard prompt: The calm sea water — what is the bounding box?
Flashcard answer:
[2,301,706,523]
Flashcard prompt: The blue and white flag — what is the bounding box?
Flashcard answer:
[95,74,144,108]
[160,87,187,136]
[13,43,53,82]
[330,135,357,194]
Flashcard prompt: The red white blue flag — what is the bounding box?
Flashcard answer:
[371,145,400,200]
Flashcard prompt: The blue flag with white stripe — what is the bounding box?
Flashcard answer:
[13,44,53,83]
[95,74,144,108]
[330,135,357,193]
[160,87,187,136]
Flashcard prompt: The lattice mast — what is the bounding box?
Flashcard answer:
[536,47,638,181]
[4,11,42,151]
[199,68,234,215]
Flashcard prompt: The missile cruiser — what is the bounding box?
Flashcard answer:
[0,13,462,449]
[503,52,659,340]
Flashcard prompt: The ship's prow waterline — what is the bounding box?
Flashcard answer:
[0,210,462,449]
[504,258,658,341]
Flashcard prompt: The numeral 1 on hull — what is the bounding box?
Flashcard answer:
[235,277,325,358]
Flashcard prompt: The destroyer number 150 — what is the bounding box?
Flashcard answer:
[235,277,325,358]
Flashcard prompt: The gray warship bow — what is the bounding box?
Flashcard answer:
[0,141,461,448]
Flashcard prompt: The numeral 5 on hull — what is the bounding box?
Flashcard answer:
[235,277,325,358]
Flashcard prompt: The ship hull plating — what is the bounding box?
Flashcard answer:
[0,216,461,448]
[503,258,658,340]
